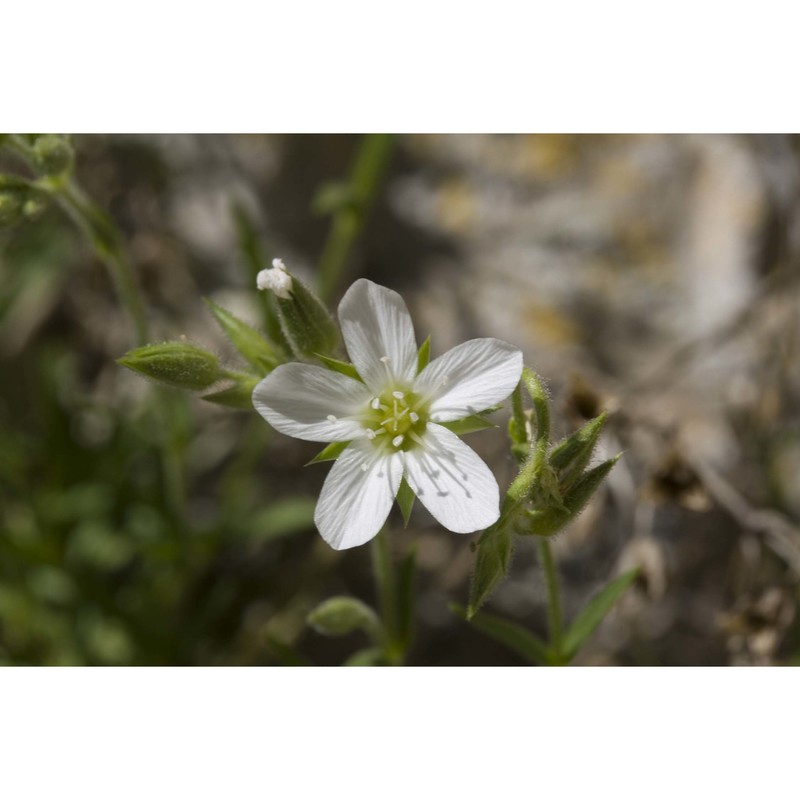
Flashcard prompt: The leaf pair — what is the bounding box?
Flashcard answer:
[459,569,639,665]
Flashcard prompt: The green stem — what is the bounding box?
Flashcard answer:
[55,179,150,346]
[538,538,564,664]
[316,134,394,302]
[370,527,403,665]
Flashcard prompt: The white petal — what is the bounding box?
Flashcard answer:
[253,363,370,442]
[416,338,523,422]
[314,441,403,550]
[403,423,500,533]
[338,279,418,393]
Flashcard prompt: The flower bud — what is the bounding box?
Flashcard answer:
[524,454,620,537]
[257,258,340,359]
[118,342,224,391]
[31,135,73,177]
[307,596,381,638]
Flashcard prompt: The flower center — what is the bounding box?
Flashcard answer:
[361,387,429,451]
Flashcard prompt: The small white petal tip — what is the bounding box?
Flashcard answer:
[257,259,293,299]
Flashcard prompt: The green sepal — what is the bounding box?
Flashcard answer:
[395,477,416,526]
[524,455,621,537]
[118,342,223,391]
[562,568,639,660]
[201,373,259,410]
[204,298,282,372]
[550,412,607,491]
[467,522,515,618]
[306,440,350,466]
[440,414,497,436]
[316,353,362,381]
[452,604,551,665]
[307,596,382,639]
[417,335,431,372]
[275,274,340,359]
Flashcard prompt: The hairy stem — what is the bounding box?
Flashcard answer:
[538,538,564,664]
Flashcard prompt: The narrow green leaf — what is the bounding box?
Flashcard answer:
[395,477,416,527]
[306,440,350,466]
[562,569,639,660]
[243,497,317,542]
[230,201,285,346]
[417,335,431,372]
[395,545,417,651]
[440,414,496,436]
[204,298,281,372]
[316,353,362,381]
[307,596,382,639]
[202,374,259,410]
[453,604,551,665]
[467,523,515,618]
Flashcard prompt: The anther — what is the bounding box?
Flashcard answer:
[380,356,391,364]
[371,397,381,410]
[409,412,419,423]
[392,391,404,400]
[326,415,337,423]
[366,429,376,440]
[392,435,404,448]
[361,463,369,472]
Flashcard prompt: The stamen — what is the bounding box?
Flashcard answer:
[366,429,376,440]
[392,391,404,400]
[380,356,391,364]
[408,431,427,448]
[371,397,381,410]
[392,435,404,448]
[361,463,369,472]
[409,411,419,423]
[396,407,408,419]
[326,415,337,423]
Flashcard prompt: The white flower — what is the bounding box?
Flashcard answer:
[253,279,523,550]
[256,258,293,299]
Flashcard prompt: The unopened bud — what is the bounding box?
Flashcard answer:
[258,258,340,359]
[118,342,223,391]
[307,596,381,638]
[31,135,73,177]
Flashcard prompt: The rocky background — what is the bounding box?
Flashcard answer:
[1,134,798,665]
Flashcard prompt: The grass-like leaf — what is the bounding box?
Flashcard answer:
[562,568,639,660]
[453,604,550,665]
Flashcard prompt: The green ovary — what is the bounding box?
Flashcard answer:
[362,388,429,451]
